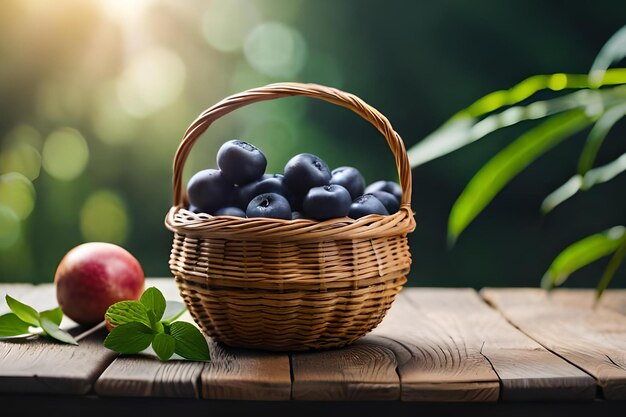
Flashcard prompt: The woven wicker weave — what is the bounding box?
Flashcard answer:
[165,82,416,351]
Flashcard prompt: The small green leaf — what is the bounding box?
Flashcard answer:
[40,307,63,327]
[146,310,164,333]
[5,295,40,326]
[541,226,626,289]
[582,151,626,189]
[448,110,593,242]
[105,301,150,328]
[140,287,166,322]
[540,175,583,214]
[152,333,175,361]
[104,322,155,354]
[0,313,32,337]
[169,322,210,361]
[542,150,626,213]
[40,317,78,345]
[595,237,626,303]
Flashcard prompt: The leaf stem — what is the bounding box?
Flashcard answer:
[595,236,626,305]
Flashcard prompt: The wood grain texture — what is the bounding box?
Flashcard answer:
[481,288,626,400]
[202,340,291,400]
[543,289,626,316]
[371,288,594,401]
[95,355,204,397]
[0,284,116,394]
[370,289,498,401]
[291,336,400,400]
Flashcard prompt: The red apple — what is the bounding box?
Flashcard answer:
[54,242,145,326]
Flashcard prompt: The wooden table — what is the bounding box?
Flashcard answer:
[1,279,625,417]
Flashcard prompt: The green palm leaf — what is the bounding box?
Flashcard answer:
[448,110,594,242]
[408,71,626,168]
[541,226,626,290]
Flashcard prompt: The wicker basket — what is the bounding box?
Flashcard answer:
[165,82,416,351]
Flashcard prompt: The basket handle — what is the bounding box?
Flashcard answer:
[172,82,412,209]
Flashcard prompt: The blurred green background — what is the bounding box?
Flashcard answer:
[0,0,624,288]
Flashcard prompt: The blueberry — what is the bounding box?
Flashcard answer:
[186,169,233,214]
[349,194,389,219]
[330,166,365,200]
[370,190,400,214]
[365,180,402,202]
[217,140,267,185]
[291,211,304,220]
[283,153,331,208]
[235,174,290,209]
[246,193,292,220]
[188,204,201,213]
[214,206,246,217]
[303,184,351,221]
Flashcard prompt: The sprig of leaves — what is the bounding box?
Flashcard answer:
[0,295,77,345]
[407,24,626,296]
[104,287,210,362]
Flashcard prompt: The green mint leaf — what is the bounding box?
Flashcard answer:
[105,301,150,328]
[140,287,166,321]
[104,322,155,354]
[0,312,32,337]
[40,317,78,345]
[5,295,40,326]
[146,309,164,333]
[40,307,63,326]
[152,333,175,361]
[169,321,210,361]
[163,301,187,324]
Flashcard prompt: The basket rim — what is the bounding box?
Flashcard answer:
[165,205,415,241]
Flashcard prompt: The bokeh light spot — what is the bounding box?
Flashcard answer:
[202,0,259,52]
[116,47,186,118]
[0,206,20,249]
[4,125,42,148]
[0,143,42,180]
[0,172,36,220]
[42,128,89,181]
[80,190,129,244]
[244,22,307,78]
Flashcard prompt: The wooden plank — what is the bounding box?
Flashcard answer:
[0,284,117,394]
[369,289,498,401]
[542,289,626,316]
[290,336,400,400]
[95,355,204,397]
[599,290,626,315]
[202,340,291,400]
[370,288,594,401]
[96,278,292,400]
[482,288,626,400]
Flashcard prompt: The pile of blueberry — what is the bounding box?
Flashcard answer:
[186,140,403,221]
